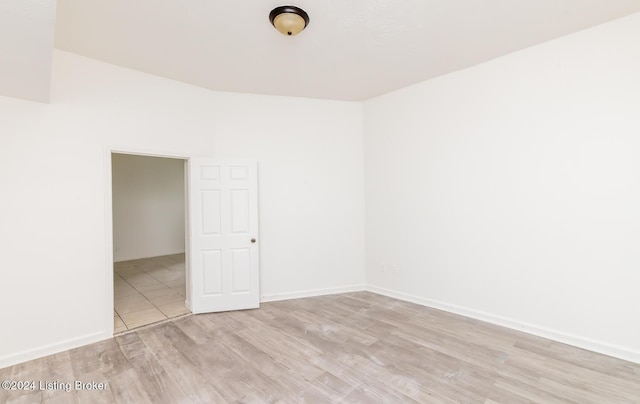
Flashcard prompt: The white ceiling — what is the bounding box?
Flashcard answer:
[5,1,640,103]
[0,0,55,102]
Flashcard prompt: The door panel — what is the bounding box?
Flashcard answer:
[231,248,251,292]
[201,190,221,234]
[202,250,222,295]
[188,159,259,313]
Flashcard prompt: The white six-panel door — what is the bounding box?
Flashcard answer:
[187,159,259,313]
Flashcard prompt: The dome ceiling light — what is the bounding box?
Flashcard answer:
[269,6,310,36]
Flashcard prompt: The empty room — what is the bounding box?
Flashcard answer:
[1,1,639,403]
[111,153,189,332]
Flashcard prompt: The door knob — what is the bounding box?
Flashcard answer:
[251,238,256,243]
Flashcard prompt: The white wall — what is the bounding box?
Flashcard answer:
[3,13,639,370]
[0,50,365,368]
[111,154,185,262]
[364,13,640,363]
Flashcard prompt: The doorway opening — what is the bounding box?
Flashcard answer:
[105,152,260,336]
[111,152,189,332]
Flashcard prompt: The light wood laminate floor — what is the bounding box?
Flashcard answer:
[1,292,638,403]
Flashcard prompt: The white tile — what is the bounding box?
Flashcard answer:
[163,280,185,289]
[114,255,188,330]
[149,268,183,284]
[166,262,185,271]
[120,308,167,329]
[135,282,171,294]
[158,301,190,318]
[147,292,184,307]
[115,294,154,314]
[140,286,174,299]
[127,274,162,288]
[114,315,126,329]
[115,287,139,298]
[115,267,144,278]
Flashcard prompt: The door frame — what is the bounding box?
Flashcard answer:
[104,146,192,336]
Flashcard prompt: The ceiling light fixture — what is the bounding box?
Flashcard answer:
[269,6,309,36]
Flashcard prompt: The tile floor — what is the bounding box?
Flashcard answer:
[114,253,189,333]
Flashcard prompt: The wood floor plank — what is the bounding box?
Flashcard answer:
[3,358,45,404]
[7,392,44,404]
[156,353,229,403]
[172,315,212,345]
[41,351,77,403]
[136,323,185,359]
[289,309,378,346]
[492,375,581,404]
[68,370,114,404]
[1,292,638,403]
[108,368,154,403]
[116,332,191,403]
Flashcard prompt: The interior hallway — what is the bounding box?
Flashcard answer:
[114,254,188,332]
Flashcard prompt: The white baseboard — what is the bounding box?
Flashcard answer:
[4,284,637,369]
[261,284,366,303]
[2,286,365,370]
[0,331,112,370]
[114,250,186,263]
[366,284,640,365]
